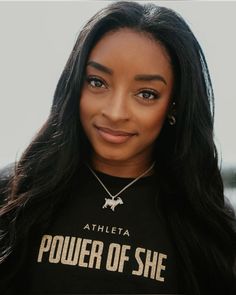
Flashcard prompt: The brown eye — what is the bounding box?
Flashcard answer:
[137,89,160,101]
[86,76,106,88]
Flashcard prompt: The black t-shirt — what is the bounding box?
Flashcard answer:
[21,166,183,294]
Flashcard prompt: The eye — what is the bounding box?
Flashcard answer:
[86,76,106,89]
[137,89,160,101]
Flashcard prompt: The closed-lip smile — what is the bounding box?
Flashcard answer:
[94,124,137,144]
[94,125,137,136]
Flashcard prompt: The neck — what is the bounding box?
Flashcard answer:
[90,155,155,178]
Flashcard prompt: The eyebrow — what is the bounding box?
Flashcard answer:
[87,60,167,85]
[134,74,167,85]
[87,61,113,75]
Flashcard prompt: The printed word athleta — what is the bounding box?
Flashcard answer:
[83,223,130,237]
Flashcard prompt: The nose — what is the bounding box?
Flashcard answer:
[101,91,130,122]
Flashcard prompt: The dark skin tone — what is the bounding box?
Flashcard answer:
[80,29,174,178]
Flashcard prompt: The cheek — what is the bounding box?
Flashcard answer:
[140,105,169,139]
[79,95,96,124]
[79,88,105,121]
[79,97,88,122]
[79,97,93,137]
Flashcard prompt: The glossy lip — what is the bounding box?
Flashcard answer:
[94,124,137,144]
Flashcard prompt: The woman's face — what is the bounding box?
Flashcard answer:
[80,28,174,166]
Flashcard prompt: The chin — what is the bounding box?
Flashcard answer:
[99,153,128,162]
[94,147,132,163]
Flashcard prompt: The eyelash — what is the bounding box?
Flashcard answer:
[86,76,107,88]
[85,76,160,101]
[137,89,160,101]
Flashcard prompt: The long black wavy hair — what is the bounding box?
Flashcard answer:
[0,1,235,294]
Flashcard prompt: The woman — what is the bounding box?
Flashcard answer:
[0,1,235,294]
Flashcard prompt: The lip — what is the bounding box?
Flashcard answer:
[94,125,137,144]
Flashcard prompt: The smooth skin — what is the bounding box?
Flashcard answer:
[80,28,174,177]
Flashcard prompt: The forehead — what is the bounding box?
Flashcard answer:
[87,28,173,81]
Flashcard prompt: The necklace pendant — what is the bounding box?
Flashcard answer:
[102,196,124,211]
[87,161,155,212]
